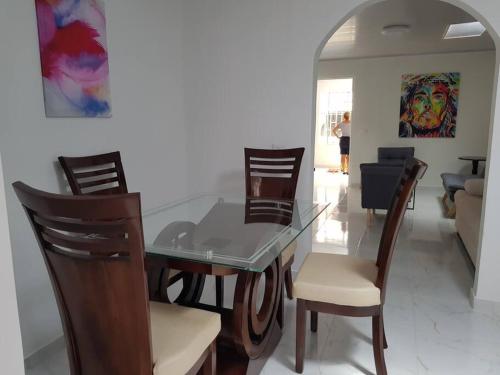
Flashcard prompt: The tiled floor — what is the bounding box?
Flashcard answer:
[25,170,500,374]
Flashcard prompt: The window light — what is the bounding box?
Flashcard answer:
[444,21,486,39]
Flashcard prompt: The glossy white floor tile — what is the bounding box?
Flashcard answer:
[25,173,500,374]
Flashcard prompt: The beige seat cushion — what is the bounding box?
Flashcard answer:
[464,178,484,197]
[150,302,220,375]
[455,190,482,266]
[281,240,297,266]
[293,253,380,307]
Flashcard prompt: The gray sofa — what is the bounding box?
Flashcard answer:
[360,147,415,210]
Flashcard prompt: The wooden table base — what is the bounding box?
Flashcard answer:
[146,256,284,374]
[217,322,282,375]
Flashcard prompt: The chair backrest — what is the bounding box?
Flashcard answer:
[13,182,152,375]
[245,198,294,226]
[58,151,128,195]
[378,147,414,164]
[375,158,427,303]
[245,148,304,200]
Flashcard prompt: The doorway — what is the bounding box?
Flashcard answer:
[313,78,353,205]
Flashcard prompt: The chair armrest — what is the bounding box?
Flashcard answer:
[464,179,484,197]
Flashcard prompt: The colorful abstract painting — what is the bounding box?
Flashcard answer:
[35,0,111,117]
[399,72,460,138]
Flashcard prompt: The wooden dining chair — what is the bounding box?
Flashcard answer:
[58,151,187,301]
[211,147,304,308]
[13,182,220,375]
[245,147,304,299]
[58,151,128,195]
[293,158,427,374]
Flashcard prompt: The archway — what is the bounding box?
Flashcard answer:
[309,0,500,305]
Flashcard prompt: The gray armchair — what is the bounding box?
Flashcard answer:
[360,147,415,210]
[378,147,415,166]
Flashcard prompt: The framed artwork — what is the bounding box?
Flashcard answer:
[399,72,460,138]
[34,0,111,117]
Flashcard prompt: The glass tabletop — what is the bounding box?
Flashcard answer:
[142,194,329,272]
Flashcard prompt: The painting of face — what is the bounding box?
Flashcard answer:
[34,0,111,117]
[399,73,460,138]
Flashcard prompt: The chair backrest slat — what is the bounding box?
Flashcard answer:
[375,158,427,303]
[245,198,294,225]
[245,148,304,200]
[58,152,128,195]
[13,182,152,375]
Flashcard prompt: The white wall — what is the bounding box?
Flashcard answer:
[181,0,500,303]
[0,157,24,373]
[318,51,495,187]
[0,0,188,357]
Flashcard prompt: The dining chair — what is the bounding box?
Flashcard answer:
[58,151,128,195]
[245,147,304,299]
[13,182,220,375]
[293,158,427,374]
[212,147,304,308]
[58,151,185,301]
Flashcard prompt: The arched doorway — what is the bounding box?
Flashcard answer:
[310,0,500,305]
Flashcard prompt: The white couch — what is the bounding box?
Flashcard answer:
[454,179,484,267]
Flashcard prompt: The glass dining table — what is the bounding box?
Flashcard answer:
[142,194,329,374]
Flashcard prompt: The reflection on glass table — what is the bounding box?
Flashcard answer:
[141,194,329,375]
[143,195,328,272]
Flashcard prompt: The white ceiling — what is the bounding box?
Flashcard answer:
[320,0,495,60]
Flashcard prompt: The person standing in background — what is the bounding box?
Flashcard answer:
[333,112,351,174]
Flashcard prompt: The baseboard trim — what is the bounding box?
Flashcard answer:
[469,288,500,314]
[24,335,65,368]
[455,232,476,276]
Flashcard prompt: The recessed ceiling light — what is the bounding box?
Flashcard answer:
[444,21,486,39]
[381,24,411,36]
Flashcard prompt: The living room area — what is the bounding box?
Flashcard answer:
[313,0,494,278]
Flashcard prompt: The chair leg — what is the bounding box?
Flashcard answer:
[372,314,387,375]
[215,276,223,309]
[382,314,388,349]
[199,341,216,375]
[296,299,306,373]
[367,209,374,226]
[310,311,318,333]
[284,267,293,300]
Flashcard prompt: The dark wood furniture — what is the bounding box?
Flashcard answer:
[142,195,328,374]
[13,182,219,375]
[294,158,427,374]
[58,151,193,303]
[58,151,128,195]
[458,156,486,175]
[243,147,304,301]
[212,147,305,307]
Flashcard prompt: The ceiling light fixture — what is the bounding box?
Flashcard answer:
[381,24,411,36]
[444,21,486,39]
